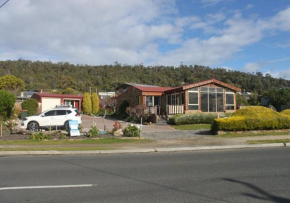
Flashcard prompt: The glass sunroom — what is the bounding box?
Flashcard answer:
[165,79,240,115]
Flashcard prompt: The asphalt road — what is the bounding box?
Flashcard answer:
[1,148,290,203]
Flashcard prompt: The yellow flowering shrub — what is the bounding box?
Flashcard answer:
[232,106,280,118]
[281,109,290,115]
[212,106,290,132]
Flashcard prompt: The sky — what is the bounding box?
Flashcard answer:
[0,0,290,79]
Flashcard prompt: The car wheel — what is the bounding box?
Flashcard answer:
[28,121,39,131]
[64,121,70,131]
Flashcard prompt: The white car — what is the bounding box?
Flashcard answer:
[21,105,82,131]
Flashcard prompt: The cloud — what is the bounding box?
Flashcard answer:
[275,41,290,48]
[200,0,225,7]
[246,4,254,10]
[243,62,263,72]
[268,69,290,80]
[0,0,289,68]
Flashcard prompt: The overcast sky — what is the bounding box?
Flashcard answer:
[0,0,290,79]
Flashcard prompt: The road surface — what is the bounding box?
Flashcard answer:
[1,148,290,202]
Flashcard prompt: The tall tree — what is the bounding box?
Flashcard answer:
[0,75,24,95]
[0,90,16,120]
[91,92,99,115]
[82,92,92,115]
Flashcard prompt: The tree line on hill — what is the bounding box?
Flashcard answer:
[0,59,289,95]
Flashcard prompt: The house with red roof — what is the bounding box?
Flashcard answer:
[116,79,241,117]
[31,93,83,113]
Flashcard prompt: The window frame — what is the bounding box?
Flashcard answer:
[188,87,199,110]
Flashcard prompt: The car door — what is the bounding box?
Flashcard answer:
[39,110,56,127]
[55,110,68,127]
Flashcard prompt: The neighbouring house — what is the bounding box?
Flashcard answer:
[237,92,252,100]
[116,79,241,116]
[98,91,115,100]
[17,91,37,101]
[31,93,83,113]
[115,83,173,115]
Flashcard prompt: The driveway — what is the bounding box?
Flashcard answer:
[81,115,177,133]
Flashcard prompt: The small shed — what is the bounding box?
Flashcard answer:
[31,93,83,113]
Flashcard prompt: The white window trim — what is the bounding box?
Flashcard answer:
[145,96,154,107]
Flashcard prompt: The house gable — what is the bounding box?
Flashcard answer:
[182,79,241,92]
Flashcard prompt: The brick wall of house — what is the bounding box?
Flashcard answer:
[116,87,142,114]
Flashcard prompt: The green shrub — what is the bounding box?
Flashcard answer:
[60,133,66,139]
[96,108,105,116]
[168,113,217,125]
[21,98,38,116]
[124,115,139,123]
[212,106,290,132]
[0,90,16,120]
[88,125,99,137]
[29,132,52,140]
[123,124,140,137]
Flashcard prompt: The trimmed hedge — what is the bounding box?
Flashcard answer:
[232,106,281,118]
[212,106,290,132]
[212,116,290,131]
[168,113,217,125]
[281,109,290,115]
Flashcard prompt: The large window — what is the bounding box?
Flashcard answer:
[188,88,199,110]
[200,87,225,112]
[180,92,185,105]
[145,96,161,107]
[171,94,177,105]
[226,89,235,110]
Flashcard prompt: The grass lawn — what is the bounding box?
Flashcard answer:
[0,147,114,151]
[0,138,151,151]
[218,131,290,138]
[247,139,290,144]
[0,138,151,145]
[171,124,211,130]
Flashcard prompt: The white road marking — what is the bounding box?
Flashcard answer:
[0,184,95,191]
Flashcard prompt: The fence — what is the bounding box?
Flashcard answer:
[167,105,184,115]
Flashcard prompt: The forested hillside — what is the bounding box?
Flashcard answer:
[0,60,289,94]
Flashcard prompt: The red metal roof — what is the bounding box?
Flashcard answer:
[33,93,83,99]
[133,85,173,92]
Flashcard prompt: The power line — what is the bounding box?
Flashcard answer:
[0,0,10,9]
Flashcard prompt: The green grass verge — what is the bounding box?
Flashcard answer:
[0,147,113,151]
[171,124,211,130]
[247,139,290,144]
[218,131,290,138]
[0,138,151,145]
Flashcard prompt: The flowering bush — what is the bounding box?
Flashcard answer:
[3,119,18,133]
[281,109,290,115]
[112,121,122,132]
[123,124,140,137]
[212,106,290,132]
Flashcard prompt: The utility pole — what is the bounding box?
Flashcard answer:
[89,87,92,96]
